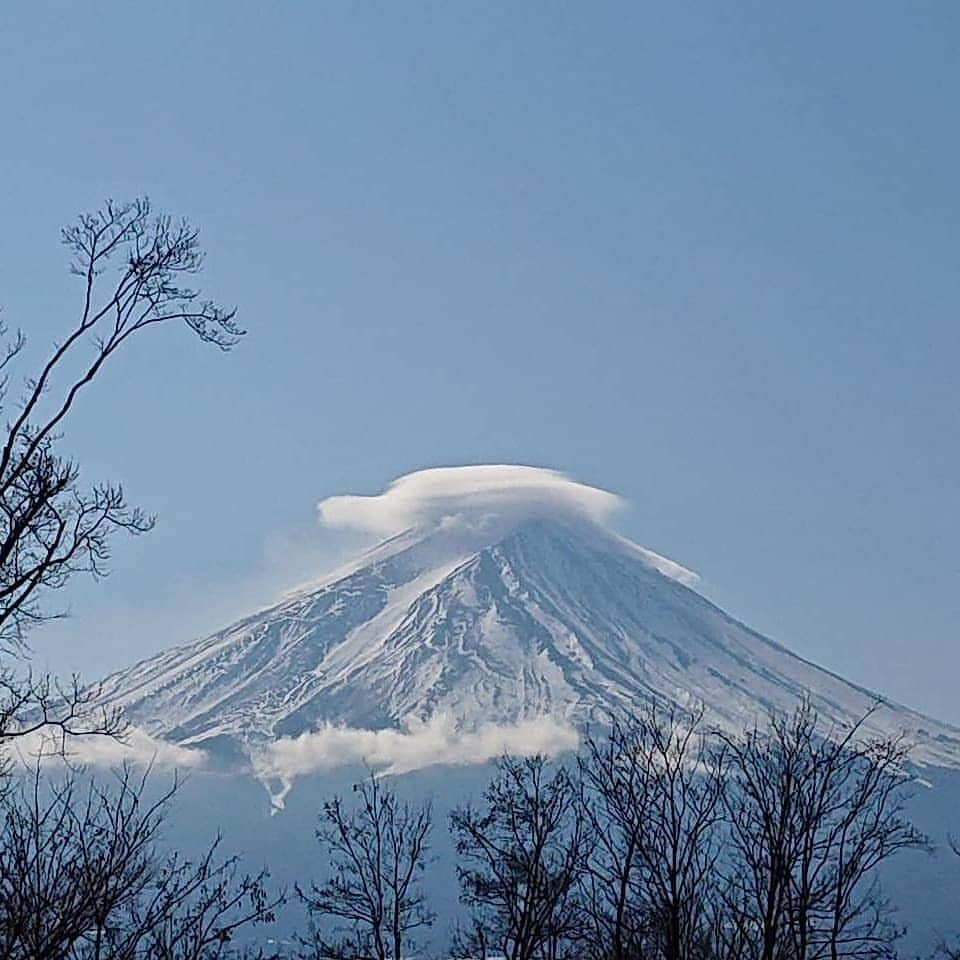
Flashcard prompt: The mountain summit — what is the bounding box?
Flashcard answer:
[96,467,960,782]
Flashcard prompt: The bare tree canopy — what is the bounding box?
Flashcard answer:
[0,198,285,959]
[448,706,931,960]
[0,197,243,747]
[0,198,242,653]
[451,754,587,960]
[0,763,279,959]
[578,706,725,960]
[296,771,434,960]
[717,703,929,960]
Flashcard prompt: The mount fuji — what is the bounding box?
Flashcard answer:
[91,466,960,802]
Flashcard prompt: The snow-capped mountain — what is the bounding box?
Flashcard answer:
[84,464,960,952]
[96,507,960,772]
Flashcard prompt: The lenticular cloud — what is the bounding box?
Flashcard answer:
[317,464,623,537]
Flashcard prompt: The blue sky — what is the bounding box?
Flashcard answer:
[1,3,958,722]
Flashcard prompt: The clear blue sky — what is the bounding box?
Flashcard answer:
[1,3,958,722]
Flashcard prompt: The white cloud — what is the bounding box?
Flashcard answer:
[316,464,699,585]
[10,717,577,810]
[10,726,207,771]
[252,714,580,809]
[317,465,623,537]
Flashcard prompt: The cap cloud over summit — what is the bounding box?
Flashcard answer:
[316,465,623,536]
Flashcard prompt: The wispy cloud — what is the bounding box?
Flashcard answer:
[251,714,581,809]
[10,715,580,811]
[11,726,207,771]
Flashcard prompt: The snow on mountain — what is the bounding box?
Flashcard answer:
[93,466,960,801]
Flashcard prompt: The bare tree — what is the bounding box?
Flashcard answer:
[0,197,242,745]
[578,706,725,960]
[451,754,587,960]
[0,200,280,958]
[0,670,122,758]
[718,703,928,960]
[296,770,434,960]
[0,761,279,959]
[577,720,651,960]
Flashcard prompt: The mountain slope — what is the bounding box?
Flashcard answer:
[96,514,960,770]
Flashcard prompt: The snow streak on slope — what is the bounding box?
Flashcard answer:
[92,466,960,801]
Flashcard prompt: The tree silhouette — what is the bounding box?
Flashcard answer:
[451,754,587,960]
[297,770,434,960]
[0,197,243,748]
